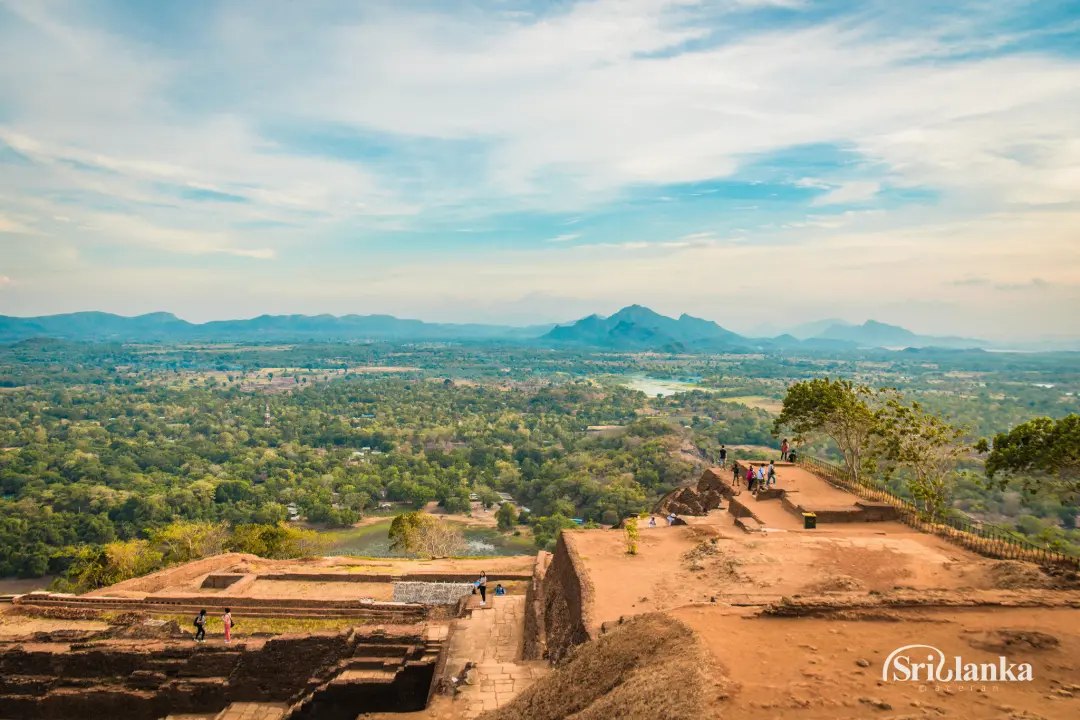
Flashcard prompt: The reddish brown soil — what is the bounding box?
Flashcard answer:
[674,604,1080,719]
[0,607,109,638]
[94,554,536,600]
[235,580,396,601]
[571,520,1050,633]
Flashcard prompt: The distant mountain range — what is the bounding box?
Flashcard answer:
[1,308,1076,352]
[543,305,745,352]
[0,311,552,344]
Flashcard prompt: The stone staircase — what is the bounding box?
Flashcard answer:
[164,702,289,720]
[280,625,447,720]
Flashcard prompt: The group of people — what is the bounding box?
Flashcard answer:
[192,608,234,644]
[717,439,795,470]
[472,572,506,606]
[732,460,777,494]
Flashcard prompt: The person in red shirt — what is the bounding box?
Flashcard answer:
[780,439,789,461]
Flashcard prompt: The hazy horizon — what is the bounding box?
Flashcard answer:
[2,0,1079,341]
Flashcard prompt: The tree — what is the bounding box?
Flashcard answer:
[875,398,966,521]
[386,511,464,557]
[413,519,466,557]
[774,377,879,483]
[496,502,518,531]
[477,486,501,511]
[151,520,229,564]
[977,415,1080,502]
[623,516,639,555]
[388,511,428,552]
[532,514,578,550]
[228,522,327,559]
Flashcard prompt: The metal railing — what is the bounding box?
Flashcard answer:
[796,455,1080,571]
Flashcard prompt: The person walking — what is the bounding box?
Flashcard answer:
[477,572,488,606]
[732,464,740,488]
[746,465,757,493]
[719,445,728,469]
[222,608,234,645]
[193,609,207,643]
[780,439,789,461]
[767,461,776,488]
[756,465,766,493]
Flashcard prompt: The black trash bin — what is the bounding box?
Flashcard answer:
[802,512,817,530]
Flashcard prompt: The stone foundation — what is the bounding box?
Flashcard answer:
[0,626,447,720]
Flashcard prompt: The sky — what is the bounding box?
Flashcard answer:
[1,0,1079,340]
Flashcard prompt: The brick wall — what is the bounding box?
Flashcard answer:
[541,533,596,664]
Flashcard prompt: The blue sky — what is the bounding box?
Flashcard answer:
[1,0,1079,339]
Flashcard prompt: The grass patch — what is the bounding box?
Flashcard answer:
[719,396,783,413]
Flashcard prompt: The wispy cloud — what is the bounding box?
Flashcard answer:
[811,181,882,206]
[0,0,1077,336]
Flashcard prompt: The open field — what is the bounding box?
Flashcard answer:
[719,395,784,413]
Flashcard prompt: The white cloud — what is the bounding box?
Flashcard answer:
[0,213,37,234]
[811,181,881,206]
[0,0,1078,336]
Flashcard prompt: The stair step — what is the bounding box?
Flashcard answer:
[214,702,289,720]
[735,516,763,533]
[333,668,399,685]
[343,657,404,671]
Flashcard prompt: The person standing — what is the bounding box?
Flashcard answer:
[767,461,776,487]
[719,445,728,468]
[222,608,234,645]
[746,465,756,493]
[477,572,488,606]
[780,439,789,461]
[193,609,206,643]
[732,464,740,488]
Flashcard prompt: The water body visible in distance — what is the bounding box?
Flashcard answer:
[319,521,536,558]
[618,374,707,397]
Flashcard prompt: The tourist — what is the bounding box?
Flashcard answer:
[222,608,235,645]
[780,438,789,461]
[193,609,206,643]
[477,572,488,606]
[788,449,797,463]
[756,465,766,492]
[746,465,756,493]
[666,513,676,526]
[494,584,506,596]
[732,464,740,488]
[719,445,727,468]
[767,460,776,487]
[649,516,657,527]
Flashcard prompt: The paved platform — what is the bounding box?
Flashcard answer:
[443,595,548,717]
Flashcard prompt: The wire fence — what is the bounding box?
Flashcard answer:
[796,455,1080,571]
